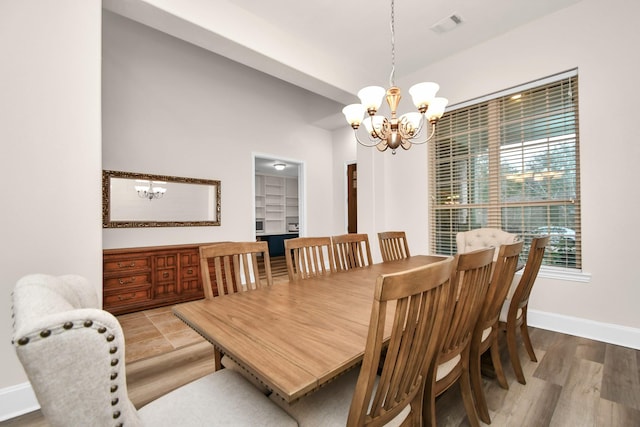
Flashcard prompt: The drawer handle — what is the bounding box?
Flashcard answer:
[117,293,137,301]
[163,272,169,278]
[117,261,135,268]
[118,277,136,285]
[187,268,193,274]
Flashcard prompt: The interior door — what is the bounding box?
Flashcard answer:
[347,163,357,233]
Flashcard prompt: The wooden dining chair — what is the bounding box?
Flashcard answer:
[11,274,298,427]
[499,235,550,385]
[199,241,273,373]
[423,247,494,427]
[469,240,524,423]
[199,241,273,299]
[331,233,373,271]
[456,228,519,261]
[272,257,455,426]
[284,236,336,281]
[377,231,411,262]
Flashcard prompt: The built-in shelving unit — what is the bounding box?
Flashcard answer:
[285,177,298,231]
[255,174,266,222]
[255,174,298,234]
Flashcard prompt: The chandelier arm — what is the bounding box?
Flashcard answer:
[353,129,386,148]
[370,123,389,142]
[404,122,437,145]
[413,113,427,136]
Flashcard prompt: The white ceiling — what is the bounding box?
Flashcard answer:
[254,157,300,177]
[103,0,582,107]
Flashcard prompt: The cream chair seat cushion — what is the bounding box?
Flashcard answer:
[435,354,462,381]
[456,228,518,260]
[221,354,271,394]
[499,298,523,322]
[139,368,297,426]
[270,368,409,427]
[481,326,493,342]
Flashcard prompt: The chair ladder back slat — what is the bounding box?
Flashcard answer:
[441,249,493,363]
[297,248,307,278]
[481,241,524,327]
[217,256,229,296]
[513,236,549,311]
[314,247,325,276]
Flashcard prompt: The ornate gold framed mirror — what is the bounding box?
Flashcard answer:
[102,170,221,228]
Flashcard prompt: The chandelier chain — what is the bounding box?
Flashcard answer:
[389,0,396,88]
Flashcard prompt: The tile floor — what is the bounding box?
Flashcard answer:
[117,305,205,364]
[118,256,289,364]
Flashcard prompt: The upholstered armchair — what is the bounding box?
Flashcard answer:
[456,228,519,260]
[11,274,297,427]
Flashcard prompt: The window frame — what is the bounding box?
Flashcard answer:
[429,69,588,279]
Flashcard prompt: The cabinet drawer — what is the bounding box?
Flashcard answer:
[104,257,151,273]
[104,287,151,306]
[181,265,198,280]
[156,268,176,283]
[104,273,152,290]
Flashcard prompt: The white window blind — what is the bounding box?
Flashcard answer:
[429,70,581,269]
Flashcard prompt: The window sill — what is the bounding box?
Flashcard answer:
[516,265,591,283]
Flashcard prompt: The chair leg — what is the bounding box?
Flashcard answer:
[423,381,438,427]
[408,393,423,427]
[460,365,481,427]
[469,346,491,424]
[214,348,223,371]
[506,325,526,385]
[489,339,509,389]
[520,315,537,362]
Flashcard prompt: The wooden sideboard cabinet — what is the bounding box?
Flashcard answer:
[103,243,208,315]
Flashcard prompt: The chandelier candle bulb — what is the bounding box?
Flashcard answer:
[357,86,386,114]
[409,82,440,112]
[342,104,366,129]
[426,97,449,123]
[363,116,385,136]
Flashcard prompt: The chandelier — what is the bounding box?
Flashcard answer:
[134,180,166,200]
[342,0,448,154]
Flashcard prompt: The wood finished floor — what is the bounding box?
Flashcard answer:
[3,260,639,426]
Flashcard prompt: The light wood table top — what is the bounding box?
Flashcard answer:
[172,254,448,403]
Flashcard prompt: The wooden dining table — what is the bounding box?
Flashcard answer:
[172,254,449,403]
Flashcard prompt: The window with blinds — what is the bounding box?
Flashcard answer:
[430,70,581,269]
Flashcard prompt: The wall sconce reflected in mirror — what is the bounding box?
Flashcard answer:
[134,179,167,200]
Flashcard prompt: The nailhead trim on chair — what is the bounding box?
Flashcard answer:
[13,319,126,427]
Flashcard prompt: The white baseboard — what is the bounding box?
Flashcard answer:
[528,309,640,350]
[1,310,638,422]
[0,382,39,422]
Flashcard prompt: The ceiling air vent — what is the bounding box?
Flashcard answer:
[430,13,463,34]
